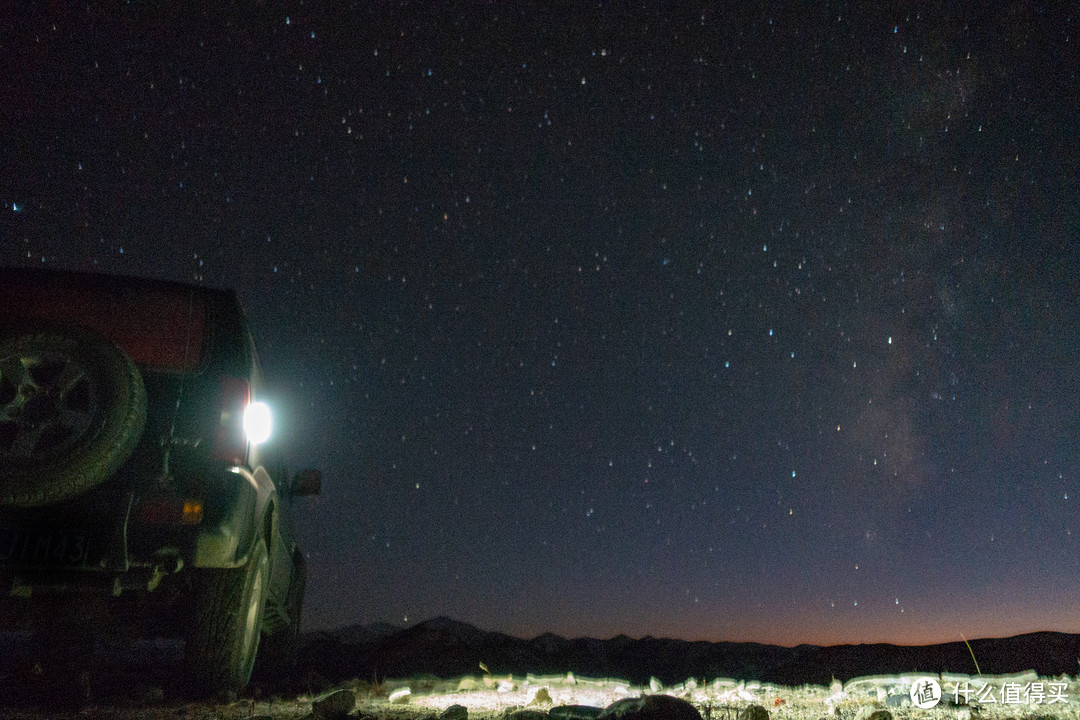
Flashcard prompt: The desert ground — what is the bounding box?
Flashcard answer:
[2,667,1078,720]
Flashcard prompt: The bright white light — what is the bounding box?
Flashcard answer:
[244,402,273,445]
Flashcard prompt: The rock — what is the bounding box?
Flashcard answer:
[498,678,517,692]
[530,687,553,705]
[739,704,770,720]
[312,688,356,719]
[599,694,703,719]
[506,711,549,720]
[388,686,412,703]
[738,703,773,720]
[550,705,605,719]
[458,676,479,691]
[441,705,469,720]
[649,677,663,692]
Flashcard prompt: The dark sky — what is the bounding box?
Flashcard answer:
[3,3,1079,647]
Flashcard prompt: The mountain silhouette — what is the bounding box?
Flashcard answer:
[299,620,1080,686]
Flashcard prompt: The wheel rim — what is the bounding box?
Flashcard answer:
[0,350,99,462]
[242,558,265,667]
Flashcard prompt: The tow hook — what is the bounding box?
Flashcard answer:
[146,558,184,592]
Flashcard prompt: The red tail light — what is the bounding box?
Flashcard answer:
[212,376,250,465]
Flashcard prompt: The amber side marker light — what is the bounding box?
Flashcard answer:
[138,498,204,525]
[182,500,204,524]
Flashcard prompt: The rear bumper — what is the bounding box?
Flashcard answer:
[0,564,187,634]
[0,466,264,602]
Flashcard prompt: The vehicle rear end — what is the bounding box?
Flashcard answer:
[0,268,257,634]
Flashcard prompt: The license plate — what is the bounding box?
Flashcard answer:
[0,527,94,567]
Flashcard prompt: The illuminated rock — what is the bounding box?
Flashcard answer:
[599,694,702,719]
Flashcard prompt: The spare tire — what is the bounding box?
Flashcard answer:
[0,330,146,506]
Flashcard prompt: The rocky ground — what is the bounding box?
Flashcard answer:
[2,665,1079,720]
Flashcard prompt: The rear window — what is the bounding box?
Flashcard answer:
[1,279,207,371]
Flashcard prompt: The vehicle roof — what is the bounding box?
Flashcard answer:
[0,266,239,305]
[0,266,250,372]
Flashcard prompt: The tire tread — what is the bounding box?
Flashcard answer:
[184,541,268,695]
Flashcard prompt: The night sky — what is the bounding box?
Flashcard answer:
[3,3,1079,648]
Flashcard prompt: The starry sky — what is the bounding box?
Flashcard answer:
[3,3,1079,648]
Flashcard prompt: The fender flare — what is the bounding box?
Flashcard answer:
[193,466,279,568]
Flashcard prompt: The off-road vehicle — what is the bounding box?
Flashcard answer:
[0,267,320,693]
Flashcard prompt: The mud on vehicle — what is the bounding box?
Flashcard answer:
[0,267,320,694]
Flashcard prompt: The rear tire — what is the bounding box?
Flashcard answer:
[184,539,269,695]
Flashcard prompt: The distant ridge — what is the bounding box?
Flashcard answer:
[300,618,1080,686]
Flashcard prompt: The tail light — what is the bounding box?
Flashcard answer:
[213,376,251,465]
[211,376,273,466]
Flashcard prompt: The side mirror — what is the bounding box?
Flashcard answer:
[292,469,322,497]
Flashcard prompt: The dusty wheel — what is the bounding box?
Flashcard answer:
[0,330,146,507]
[185,539,270,695]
